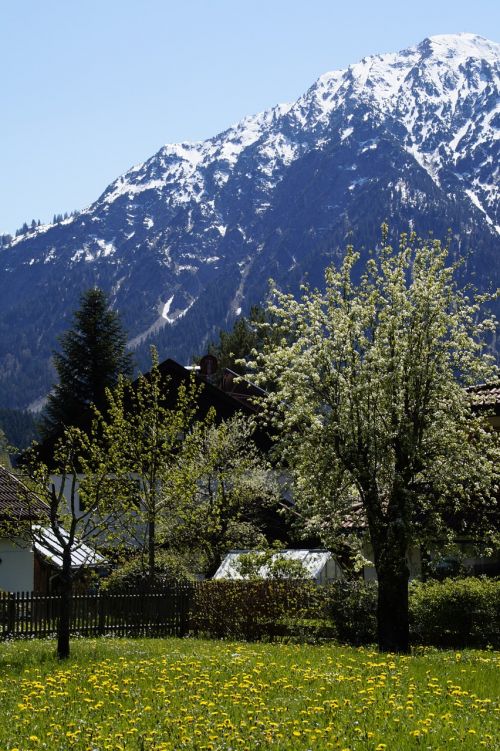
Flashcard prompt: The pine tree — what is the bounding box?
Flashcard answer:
[40,288,133,440]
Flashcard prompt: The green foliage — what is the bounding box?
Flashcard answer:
[208,306,266,375]
[190,577,499,648]
[101,551,195,592]
[167,413,280,575]
[410,577,500,648]
[40,288,133,440]
[0,639,498,751]
[324,580,378,645]
[95,346,204,580]
[190,579,375,644]
[20,422,137,657]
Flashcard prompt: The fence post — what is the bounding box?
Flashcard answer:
[179,584,193,637]
[98,593,105,636]
[7,593,16,636]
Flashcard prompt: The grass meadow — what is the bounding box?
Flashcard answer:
[0,638,498,750]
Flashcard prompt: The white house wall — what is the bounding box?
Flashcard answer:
[0,537,34,592]
[50,474,85,517]
[362,542,422,581]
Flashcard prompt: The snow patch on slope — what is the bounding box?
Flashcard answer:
[162,296,175,321]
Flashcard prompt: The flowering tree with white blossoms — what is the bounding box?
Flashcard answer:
[247,228,499,652]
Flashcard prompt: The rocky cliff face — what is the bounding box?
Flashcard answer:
[1,33,498,409]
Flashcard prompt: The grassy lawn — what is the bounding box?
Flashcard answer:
[0,638,498,750]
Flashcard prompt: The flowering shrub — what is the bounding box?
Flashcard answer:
[101,551,195,592]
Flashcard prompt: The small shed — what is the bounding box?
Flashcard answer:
[33,525,107,593]
[214,549,343,584]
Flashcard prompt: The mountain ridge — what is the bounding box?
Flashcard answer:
[1,33,498,410]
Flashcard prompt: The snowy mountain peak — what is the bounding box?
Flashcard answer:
[1,34,499,410]
[310,32,499,112]
[423,33,500,62]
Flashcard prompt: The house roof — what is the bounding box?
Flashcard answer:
[33,525,105,570]
[468,381,500,414]
[155,359,272,451]
[213,549,334,580]
[0,466,48,521]
[156,358,262,417]
[34,356,272,466]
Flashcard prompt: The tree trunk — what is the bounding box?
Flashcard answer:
[148,516,155,584]
[57,546,73,659]
[377,565,410,653]
[57,579,72,659]
[368,483,411,653]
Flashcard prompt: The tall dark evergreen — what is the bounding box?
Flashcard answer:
[40,288,133,440]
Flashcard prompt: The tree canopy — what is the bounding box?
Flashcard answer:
[168,413,280,575]
[248,229,499,652]
[98,351,279,579]
[19,425,130,658]
[96,347,204,581]
[40,288,133,440]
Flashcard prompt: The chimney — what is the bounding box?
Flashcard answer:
[199,354,218,385]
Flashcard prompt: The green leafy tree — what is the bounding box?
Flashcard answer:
[97,348,204,581]
[235,547,310,580]
[248,229,499,652]
[101,550,195,592]
[40,288,133,440]
[18,426,128,659]
[168,413,280,575]
[0,408,38,452]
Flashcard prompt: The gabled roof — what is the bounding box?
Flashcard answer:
[33,525,105,570]
[468,381,500,415]
[152,358,271,451]
[0,466,48,522]
[156,358,261,418]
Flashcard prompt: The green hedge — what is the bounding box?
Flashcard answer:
[409,577,500,648]
[190,580,327,641]
[325,580,378,645]
[188,577,500,648]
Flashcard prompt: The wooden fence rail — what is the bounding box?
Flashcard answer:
[0,586,197,640]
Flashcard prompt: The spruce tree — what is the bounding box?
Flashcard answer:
[40,288,133,439]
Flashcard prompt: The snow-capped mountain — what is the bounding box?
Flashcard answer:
[1,33,499,409]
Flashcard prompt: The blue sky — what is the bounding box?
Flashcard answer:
[1,0,499,234]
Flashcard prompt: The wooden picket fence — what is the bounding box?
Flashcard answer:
[0,585,197,640]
